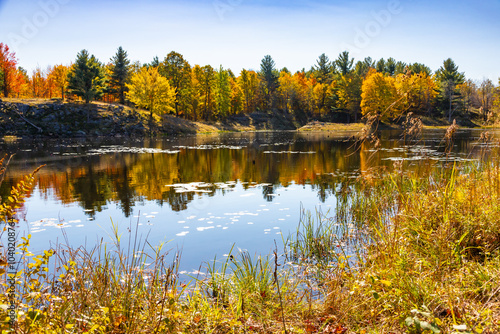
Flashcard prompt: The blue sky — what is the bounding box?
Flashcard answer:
[0,0,499,81]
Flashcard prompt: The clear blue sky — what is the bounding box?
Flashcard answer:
[0,0,499,82]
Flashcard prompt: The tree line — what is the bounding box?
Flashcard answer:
[1,42,499,124]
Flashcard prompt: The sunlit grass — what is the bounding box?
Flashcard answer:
[1,133,500,333]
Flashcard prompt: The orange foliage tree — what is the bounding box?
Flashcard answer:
[48,64,70,100]
[0,43,18,97]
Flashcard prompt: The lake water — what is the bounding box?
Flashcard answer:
[1,129,499,275]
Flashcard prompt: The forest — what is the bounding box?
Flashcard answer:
[1,42,500,127]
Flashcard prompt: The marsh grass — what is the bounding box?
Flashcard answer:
[1,129,500,333]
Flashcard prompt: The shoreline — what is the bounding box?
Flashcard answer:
[0,98,491,140]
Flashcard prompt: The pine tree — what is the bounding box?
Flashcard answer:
[67,50,106,104]
[110,46,131,104]
[259,55,279,108]
[314,53,333,84]
[335,51,354,76]
[436,58,465,121]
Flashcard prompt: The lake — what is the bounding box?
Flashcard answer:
[1,128,498,275]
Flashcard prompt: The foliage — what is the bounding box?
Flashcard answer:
[67,50,107,104]
[47,65,69,100]
[109,46,131,104]
[2,47,500,125]
[335,51,354,76]
[361,69,399,122]
[0,43,18,98]
[435,58,465,121]
[160,51,192,117]
[259,55,279,108]
[126,66,175,117]
[214,65,231,119]
[2,128,500,332]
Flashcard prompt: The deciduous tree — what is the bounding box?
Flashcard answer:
[214,65,231,118]
[0,43,18,97]
[48,64,70,100]
[361,69,399,122]
[126,66,175,118]
[160,51,192,117]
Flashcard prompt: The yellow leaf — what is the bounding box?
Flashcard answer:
[380,280,392,287]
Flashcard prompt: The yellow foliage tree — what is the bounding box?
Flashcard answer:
[126,67,175,117]
[278,71,295,113]
[395,72,437,114]
[361,69,399,121]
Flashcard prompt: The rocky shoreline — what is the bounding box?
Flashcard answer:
[0,99,309,138]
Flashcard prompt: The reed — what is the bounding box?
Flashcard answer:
[1,129,500,333]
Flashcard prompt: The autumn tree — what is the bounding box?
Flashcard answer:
[238,69,260,113]
[214,65,231,119]
[361,69,399,122]
[435,58,465,121]
[229,73,243,115]
[126,66,175,118]
[479,78,494,121]
[47,65,69,100]
[11,67,30,98]
[394,72,437,115]
[67,50,107,104]
[354,57,375,77]
[458,79,477,116]
[160,51,192,117]
[278,70,295,113]
[336,72,363,122]
[0,43,18,97]
[193,65,216,121]
[31,67,47,98]
[110,46,131,104]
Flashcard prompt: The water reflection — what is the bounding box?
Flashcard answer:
[1,129,498,218]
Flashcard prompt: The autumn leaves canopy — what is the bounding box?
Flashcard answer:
[0,42,493,124]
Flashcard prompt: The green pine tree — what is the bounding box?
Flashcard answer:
[110,46,131,104]
[67,50,106,104]
[259,55,279,108]
[335,51,354,76]
[436,58,465,121]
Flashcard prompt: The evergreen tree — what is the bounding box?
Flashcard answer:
[376,58,386,73]
[259,55,279,108]
[110,46,131,104]
[67,50,106,104]
[436,58,465,121]
[355,57,375,77]
[314,53,333,84]
[385,57,397,76]
[335,51,354,76]
[409,63,432,76]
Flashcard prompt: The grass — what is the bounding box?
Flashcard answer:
[298,121,366,132]
[1,131,500,333]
